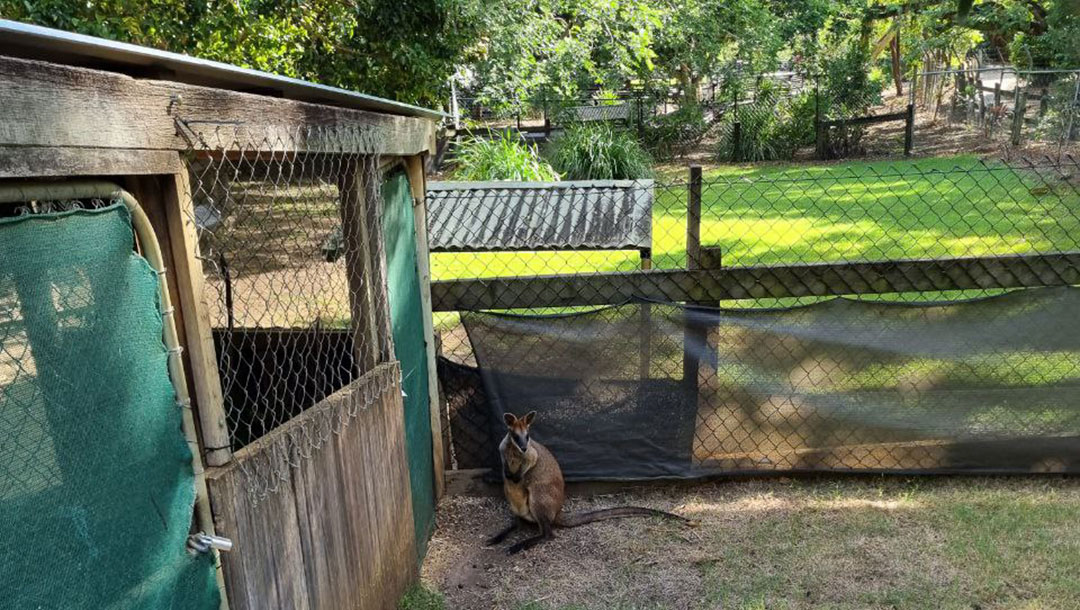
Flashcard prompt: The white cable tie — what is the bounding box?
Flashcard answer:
[168,346,184,355]
[161,307,175,316]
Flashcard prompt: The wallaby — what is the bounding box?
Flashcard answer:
[486,411,692,555]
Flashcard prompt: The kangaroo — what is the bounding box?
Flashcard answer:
[486,411,692,555]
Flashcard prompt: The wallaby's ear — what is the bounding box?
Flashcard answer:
[523,411,537,427]
[503,412,517,427]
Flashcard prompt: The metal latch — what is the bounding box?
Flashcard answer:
[187,532,234,554]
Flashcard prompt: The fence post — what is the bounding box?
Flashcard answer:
[904,103,915,156]
[687,165,702,271]
[732,92,742,162]
[977,77,986,125]
[542,93,550,136]
[1011,87,1026,146]
[814,86,826,159]
[636,91,645,139]
[682,165,704,415]
[732,121,742,163]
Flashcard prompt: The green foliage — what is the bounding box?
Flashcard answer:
[716,82,804,162]
[398,585,445,610]
[451,132,560,181]
[549,124,653,180]
[0,0,480,105]
[642,104,710,161]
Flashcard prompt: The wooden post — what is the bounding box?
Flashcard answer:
[404,154,446,500]
[977,78,986,125]
[682,165,704,413]
[1011,88,1026,146]
[686,166,703,271]
[904,103,915,156]
[338,160,381,374]
[163,168,233,467]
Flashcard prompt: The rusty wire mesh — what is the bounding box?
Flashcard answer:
[184,124,396,496]
[432,157,1080,477]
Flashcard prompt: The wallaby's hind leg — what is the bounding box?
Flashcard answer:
[506,516,553,555]
[485,518,527,546]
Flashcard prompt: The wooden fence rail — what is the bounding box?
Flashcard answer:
[431,252,1080,311]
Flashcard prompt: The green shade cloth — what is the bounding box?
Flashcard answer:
[0,205,219,608]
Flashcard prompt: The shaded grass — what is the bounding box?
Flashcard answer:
[430,155,1080,281]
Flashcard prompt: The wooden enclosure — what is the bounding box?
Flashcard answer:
[1,20,444,610]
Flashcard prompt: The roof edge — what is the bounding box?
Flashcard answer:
[0,19,447,121]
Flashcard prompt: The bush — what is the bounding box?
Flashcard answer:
[716,83,798,162]
[642,104,710,161]
[549,124,653,180]
[450,131,560,181]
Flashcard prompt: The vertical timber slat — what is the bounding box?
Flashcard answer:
[161,167,233,467]
[339,160,381,373]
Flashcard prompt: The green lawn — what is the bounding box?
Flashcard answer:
[430,155,1080,281]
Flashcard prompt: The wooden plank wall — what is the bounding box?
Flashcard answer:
[206,362,417,610]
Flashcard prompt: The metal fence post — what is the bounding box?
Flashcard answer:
[904,103,915,156]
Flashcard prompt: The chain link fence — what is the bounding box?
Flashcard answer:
[913,68,1080,158]
[184,124,397,497]
[432,157,1080,476]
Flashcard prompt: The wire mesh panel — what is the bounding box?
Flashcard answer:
[0,201,219,608]
[185,125,395,497]
[913,68,1080,158]
[433,157,1080,477]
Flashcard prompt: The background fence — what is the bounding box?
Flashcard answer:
[446,67,1079,168]
[432,157,1080,475]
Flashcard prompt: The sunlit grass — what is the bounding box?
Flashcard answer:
[430,155,1080,281]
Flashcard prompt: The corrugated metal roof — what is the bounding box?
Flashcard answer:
[0,19,446,120]
[427,180,653,252]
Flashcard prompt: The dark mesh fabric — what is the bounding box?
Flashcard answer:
[462,288,1080,480]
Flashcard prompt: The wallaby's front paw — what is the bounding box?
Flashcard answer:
[483,536,503,547]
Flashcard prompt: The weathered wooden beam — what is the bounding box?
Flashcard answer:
[0,56,435,155]
[0,146,181,177]
[431,252,1080,311]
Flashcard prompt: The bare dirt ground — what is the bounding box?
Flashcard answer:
[421,476,1080,610]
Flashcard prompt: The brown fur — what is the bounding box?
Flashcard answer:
[486,411,691,555]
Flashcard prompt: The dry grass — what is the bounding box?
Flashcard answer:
[420,477,1080,609]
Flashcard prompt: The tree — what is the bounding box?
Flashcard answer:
[0,0,481,105]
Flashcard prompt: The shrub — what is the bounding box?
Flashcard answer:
[716,83,798,162]
[642,104,710,161]
[450,131,560,181]
[549,124,653,180]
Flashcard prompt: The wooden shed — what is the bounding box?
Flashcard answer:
[0,19,444,610]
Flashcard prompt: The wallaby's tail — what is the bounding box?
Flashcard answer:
[556,506,692,528]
